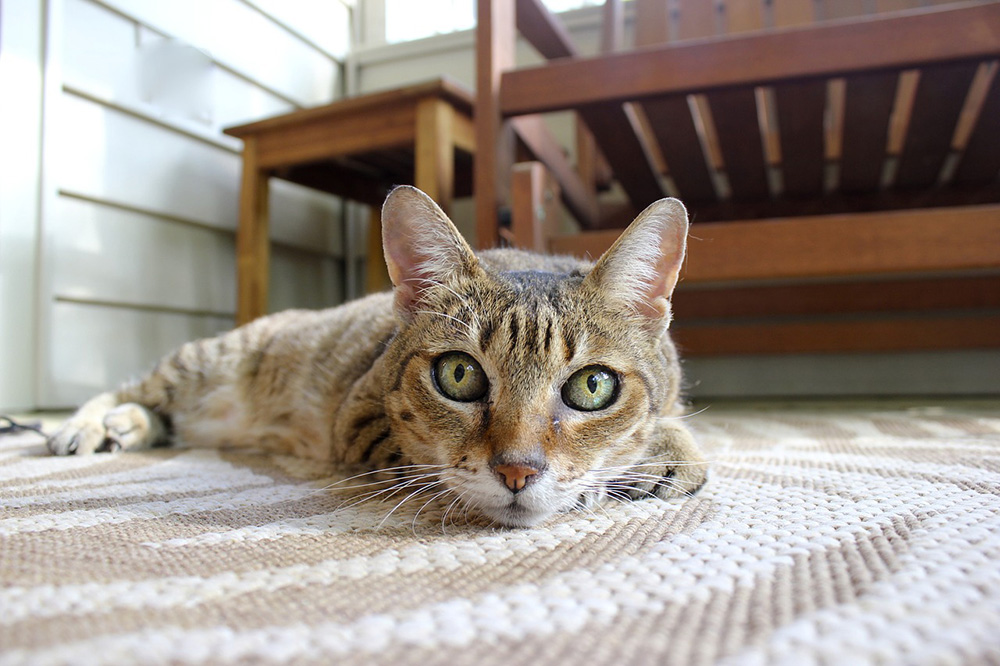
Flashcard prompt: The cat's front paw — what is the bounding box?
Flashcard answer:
[47,419,106,456]
[48,399,165,455]
[622,420,708,500]
[622,457,708,500]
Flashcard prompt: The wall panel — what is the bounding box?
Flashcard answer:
[63,0,296,136]
[0,0,46,411]
[49,196,236,314]
[46,302,234,406]
[29,0,351,409]
[96,0,340,106]
[269,250,344,313]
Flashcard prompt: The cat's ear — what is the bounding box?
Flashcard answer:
[583,197,689,326]
[381,186,480,317]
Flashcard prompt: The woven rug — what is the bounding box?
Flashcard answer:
[2,404,999,665]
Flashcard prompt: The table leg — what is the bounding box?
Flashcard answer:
[415,97,455,215]
[236,137,270,326]
[365,206,392,293]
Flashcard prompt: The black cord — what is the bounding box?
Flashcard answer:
[0,416,47,438]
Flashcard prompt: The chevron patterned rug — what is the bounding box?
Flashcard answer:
[2,404,999,665]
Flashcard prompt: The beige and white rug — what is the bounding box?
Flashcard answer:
[2,404,999,665]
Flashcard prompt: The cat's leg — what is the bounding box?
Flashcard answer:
[47,392,117,455]
[48,393,169,455]
[47,326,243,456]
[624,418,708,500]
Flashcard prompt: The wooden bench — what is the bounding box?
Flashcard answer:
[475,0,1000,356]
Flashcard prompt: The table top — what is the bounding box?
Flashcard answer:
[224,77,474,139]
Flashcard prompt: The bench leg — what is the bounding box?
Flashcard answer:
[236,137,270,326]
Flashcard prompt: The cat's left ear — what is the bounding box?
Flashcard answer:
[381,186,481,318]
[583,197,689,327]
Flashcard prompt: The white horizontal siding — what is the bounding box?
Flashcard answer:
[56,91,242,229]
[63,0,296,137]
[0,0,45,411]
[270,180,344,255]
[244,0,352,59]
[46,301,235,405]
[34,0,351,409]
[50,195,345,314]
[94,0,341,106]
[49,196,237,315]
[269,249,344,313]
[56,91,343,252]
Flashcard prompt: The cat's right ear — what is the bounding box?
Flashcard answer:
[381,186,480,319]
[583,197,689,330]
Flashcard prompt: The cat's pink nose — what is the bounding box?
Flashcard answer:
[494,463,540,493]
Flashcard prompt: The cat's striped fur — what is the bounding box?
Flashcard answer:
[48,186,707,527]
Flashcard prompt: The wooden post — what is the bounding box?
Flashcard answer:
[475,0,517,249]
[415,97,455,214]
[511,162,561,252]
[235,137,270,325]
[365,207,392,293]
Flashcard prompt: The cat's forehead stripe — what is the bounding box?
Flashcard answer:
[478,319,496,350]
[563,327,577,363]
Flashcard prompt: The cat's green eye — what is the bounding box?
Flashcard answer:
[433,352,489,402]
[562,366,618,411]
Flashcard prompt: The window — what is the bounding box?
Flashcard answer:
[383,0,605,44]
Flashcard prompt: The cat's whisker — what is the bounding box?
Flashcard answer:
[669,405,712,420]
[411,486,456,533]
[608,457,716,469]
[459,494,496,532]
[320,463,449,490]
[600,469,689,488]
[328,470,444,499]
[593,470,673,483]
[574,491,610,520]
[435,482,480,532]
[441,490,472,534]
[313,465,449,499]
[601,486,643,504]
[325,470,445,495]
[586,458,714,485]
[412,309,476,337]
[374,479,449,530]
[330,474,444,514]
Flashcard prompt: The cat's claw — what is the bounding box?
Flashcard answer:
[47,399,165,455]
[47,421,105,456]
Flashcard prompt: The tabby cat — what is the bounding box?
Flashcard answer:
[48,186,707,527]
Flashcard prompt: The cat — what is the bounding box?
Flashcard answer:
[47,185,708,528]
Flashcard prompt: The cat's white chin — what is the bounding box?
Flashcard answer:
[479,503,556,527]
[470,487,582,528]
[450,473,580,527]
[478,501,556,528]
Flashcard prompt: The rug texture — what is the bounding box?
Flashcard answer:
[2,405,999,665]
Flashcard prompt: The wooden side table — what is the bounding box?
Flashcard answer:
[224,78,475,325]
